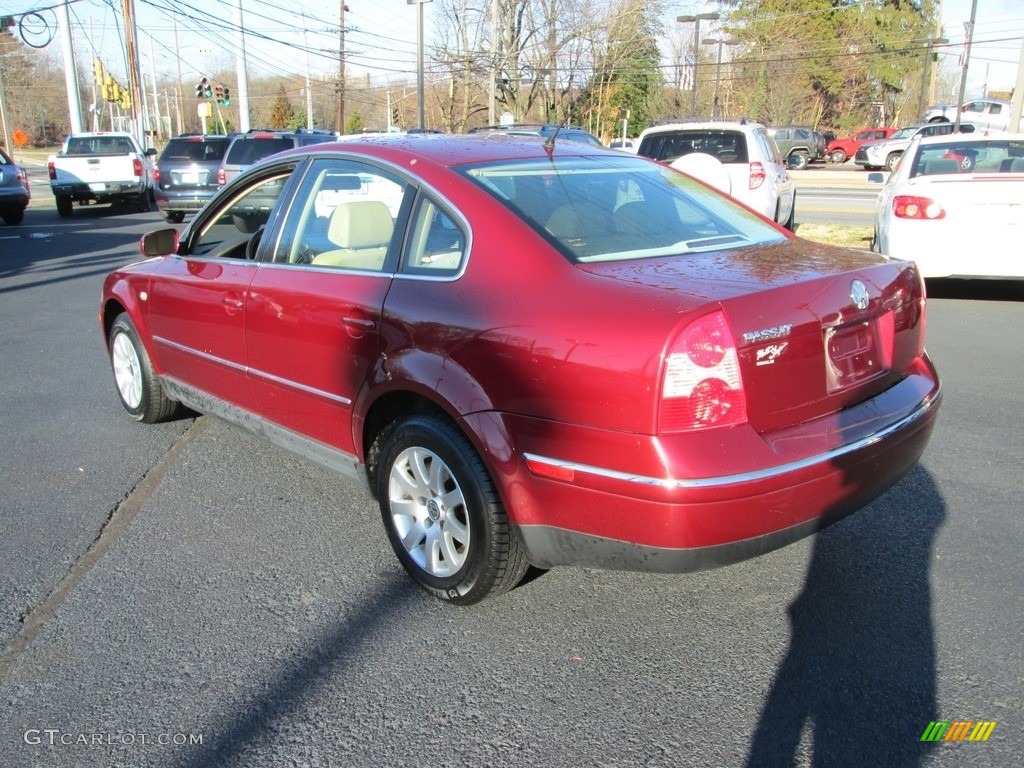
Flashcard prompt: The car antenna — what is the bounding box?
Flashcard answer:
[544,116,572,157]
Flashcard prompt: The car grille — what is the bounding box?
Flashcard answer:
[855,148,869,162]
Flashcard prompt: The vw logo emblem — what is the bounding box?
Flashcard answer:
[851,280,869,311]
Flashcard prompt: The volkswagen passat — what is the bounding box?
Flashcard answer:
[100,133,941,603]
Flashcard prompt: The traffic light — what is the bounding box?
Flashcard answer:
[221,86,230,106]
[204,80,213,98]
[93,59,104,87]
[215,84,223,103]
[118,90,131,111]
[195,80,204,98]
[104,76,115,101]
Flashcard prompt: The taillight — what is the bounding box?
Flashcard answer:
[47,160,56,180]
[217,167,226,186]
[749,161,765,190]
[893,195,944,220]
[660,310,747,432]
[152,162,160,182]
[132,157,143,179]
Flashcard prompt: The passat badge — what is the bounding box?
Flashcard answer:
[851,280,869,311]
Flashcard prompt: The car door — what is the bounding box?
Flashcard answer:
[146,167,295,411]
[244,157,413,455]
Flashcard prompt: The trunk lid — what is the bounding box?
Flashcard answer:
[578,240,925,433]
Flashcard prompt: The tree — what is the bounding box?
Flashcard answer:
[720,0,939,129]
[268,84,295,129]
[575,0,663,139]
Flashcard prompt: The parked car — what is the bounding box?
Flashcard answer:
[100,134,940,604]
[217,129,337,187]
[0,146,30,225]
[870,132,1024,279]
[153,134,234,223]
[766,125,821,169]
[826,127,896,164]
[923,98,1017,133]
[47,132,157,217]
[468,123,603,146]
[635,119,796,229]
[855,122,975,171]
[608,138,636,152]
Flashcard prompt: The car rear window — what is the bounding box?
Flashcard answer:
[459,153,783,264]
[225,137,294,165]
[160,139,230,163]
[637,130,749,164]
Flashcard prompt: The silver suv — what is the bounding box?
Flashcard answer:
[218,129,337,187]
[635,119,796,230]
[855,122,975,171]
[923,98,1015,133]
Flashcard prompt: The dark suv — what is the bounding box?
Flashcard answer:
[767,126,822,169]
[218,129,337,187]
[153,134,233,223]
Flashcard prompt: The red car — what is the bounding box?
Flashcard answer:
[100,134,941,603]
[826,127,896,164]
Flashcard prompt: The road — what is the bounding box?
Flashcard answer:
[791,163,880,227]
[0,184,1021,767]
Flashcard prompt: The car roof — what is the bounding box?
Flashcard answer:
[641,120,765,133]
[916,131,1024,145]
[254,132,616,169]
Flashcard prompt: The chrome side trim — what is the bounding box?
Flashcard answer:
[153,335,351,405]
[524,386,941,491]
[154,335,247,374]
[160,376,368,490]
[246,367,352,405]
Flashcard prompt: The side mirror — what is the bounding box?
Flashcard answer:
[145,147,158,156]
[140,228,179,257]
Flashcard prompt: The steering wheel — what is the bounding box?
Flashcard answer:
[246,225,265,261]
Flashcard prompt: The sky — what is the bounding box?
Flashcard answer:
[1,0,1021,99]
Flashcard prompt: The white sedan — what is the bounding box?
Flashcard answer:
[871,133,1024,279]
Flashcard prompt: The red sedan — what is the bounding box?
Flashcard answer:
[100,134,941,603]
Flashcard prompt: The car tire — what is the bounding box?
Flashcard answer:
[789,152,809,170]
[108,313,178,423]
[136,191,151,212]
[56,196,73,218]
[885,153,902,172]
[376,413,529,604]
[782,192,796,232]
[2,208,24,225]
[829,149,847,164]
[165,212,186,224]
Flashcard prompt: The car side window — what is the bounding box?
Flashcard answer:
[190,172,292,259]
[273,158,409,271]
[403,197,466,275]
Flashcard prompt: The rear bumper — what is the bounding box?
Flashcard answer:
[51,182,145,201]
[154,192,217,213]
[472,361,941,572]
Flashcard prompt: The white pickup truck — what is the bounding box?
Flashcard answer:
[47,132,157,217]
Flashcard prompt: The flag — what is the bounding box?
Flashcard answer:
[681,53,696,91]
[958,21,973,68]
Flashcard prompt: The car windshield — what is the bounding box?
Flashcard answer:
[890,127,919,140]
[161,139,228,162]
[458,154,785,263]
[226,137,294,164]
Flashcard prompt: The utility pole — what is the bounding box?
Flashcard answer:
[953,0,978,132]
[121,0,145,146]
[173,16,184,134]
[59,1,84,134]
[148,37,161,141]
[336,2,347,133]
[408,0,432,130]
[233,0,250,131]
